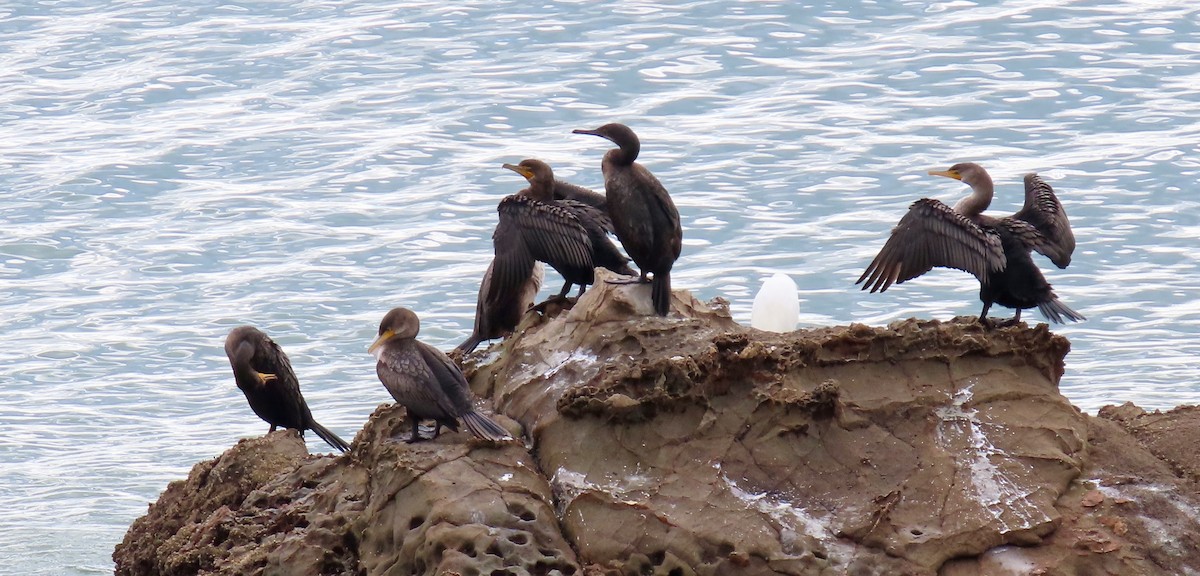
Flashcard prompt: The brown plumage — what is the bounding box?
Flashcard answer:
[224,326,350,452]
[370,307,511,443]
[453,259,543,355]
[573,123,682,316]
[857,162,1083,326]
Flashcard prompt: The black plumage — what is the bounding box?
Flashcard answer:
[857,162,1084,327]
[370,307,510,443]
[224,326,350,452]
[495,159,634,300]
[573,123,682,316]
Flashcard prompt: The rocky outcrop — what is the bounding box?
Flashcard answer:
[114,273,1200,575]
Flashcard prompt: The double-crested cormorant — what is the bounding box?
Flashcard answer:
[494,159,635,300]
[224,326,351,452]
[369,307,511,443]
[573,123,682,316]
[857,162,1084,327]
[453,259,544,355]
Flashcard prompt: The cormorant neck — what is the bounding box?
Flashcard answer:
[528,178,555,202]
[605,142,638,167]
[953,178,993,217]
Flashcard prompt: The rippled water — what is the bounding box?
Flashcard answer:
[2,0,1198,572]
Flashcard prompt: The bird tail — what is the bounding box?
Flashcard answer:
[462,411,511,442]
[309,421,351,453]
[651,272,671,316]
[454,334,483,355]
[1037,298,1086,324]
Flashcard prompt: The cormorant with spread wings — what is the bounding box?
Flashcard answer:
[857,162,1083,327]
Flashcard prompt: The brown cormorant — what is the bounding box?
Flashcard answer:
[857,162,1084,327]
[224,326,350,452]
[370,307,511,443]
[573,123,682,316]
[453,259,543,355]
[502,159,634,295]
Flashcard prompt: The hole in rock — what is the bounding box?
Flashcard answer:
[508,532,530,545]
[910,528,923,536]
[409,516,425,530]
[649,550,666,565]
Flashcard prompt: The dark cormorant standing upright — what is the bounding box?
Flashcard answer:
[224,326,351,452]
[573,123,682,316]
[370,307,511,443]
[857,162,1084,327]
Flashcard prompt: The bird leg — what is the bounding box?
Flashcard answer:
[605,270,651,285]
[557,280,574,298]
[977,302,994,329]
[405,420,426,444]
[995,308,1023,328]
[254,371,278,385]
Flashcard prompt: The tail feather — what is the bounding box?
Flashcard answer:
[454,334,483,355]
[462,411,511,442]
[1037,298,1086,324]
[309,421,351,453]
[651,272,671,316]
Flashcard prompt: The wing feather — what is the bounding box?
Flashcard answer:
[857,198,1006,293]
[497,194,593,276]
[1014,173,1074,268]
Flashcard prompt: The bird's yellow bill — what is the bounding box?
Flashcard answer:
[928,169,961,180]
[502,163,533,179]
[254,371,277,385]
[368,330,394,355]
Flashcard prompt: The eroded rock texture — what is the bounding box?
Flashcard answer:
[115,274,1200,575]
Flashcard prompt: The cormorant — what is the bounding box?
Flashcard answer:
[224,326,351,453]
[573,123,682,316]
[370,307,511,443]
[453,259,543,355]
[857,162,1084,327]
[501,159,634,296]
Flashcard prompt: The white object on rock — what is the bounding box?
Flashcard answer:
[751,273,800,332]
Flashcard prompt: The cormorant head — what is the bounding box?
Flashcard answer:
[369,307,420,356]
[502,159,555,190]
[225,326,267,366]
[928,162,992,190]
[224,326,280,386]
[572,123,640,164]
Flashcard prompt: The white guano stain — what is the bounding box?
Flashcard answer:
[935,380,1050,534]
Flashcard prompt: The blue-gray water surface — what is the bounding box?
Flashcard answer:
[2,0,1198,572]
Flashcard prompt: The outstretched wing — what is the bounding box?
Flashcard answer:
[495,194,593,287]
[858,198,1006,293]
[1013,173,1074,268]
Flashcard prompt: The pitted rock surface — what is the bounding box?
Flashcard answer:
[115,274,1200,575]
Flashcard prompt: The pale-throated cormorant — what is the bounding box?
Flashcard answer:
[573,123,682,316]
[224,326,350,452]
[857,162,1084,327]
[370,307,511,443]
